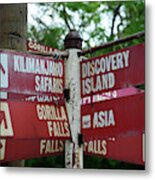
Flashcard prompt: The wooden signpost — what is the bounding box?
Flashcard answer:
[0,35,145,167]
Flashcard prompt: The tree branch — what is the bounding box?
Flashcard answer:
[110,4,121,37]
[62,4,71,30]
[117,13,124,38]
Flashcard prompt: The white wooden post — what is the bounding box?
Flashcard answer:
[64,30,83,168]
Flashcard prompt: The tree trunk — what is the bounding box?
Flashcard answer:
[0,4,27,51]
[0,3,27,167]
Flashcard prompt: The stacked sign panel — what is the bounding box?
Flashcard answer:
[0,50,64,96]
[0,139,65,162]
[0,50,70,162]
[84,134,144,165]
[0,101,70,139]
[27,40,59,54]
[81,92,144,139]
[80,43,144,97]
[81,43,145,165]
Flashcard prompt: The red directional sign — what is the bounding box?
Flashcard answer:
[82,92,145,165]
[82,87,143,105]
[84,133,145,165]
[0,92,63,103]
[0,49,64,96]
[27,40,59,54]
[80,43,144,97]
[0,138,64,163]
[81,92,144,139]
[0,100,71,140]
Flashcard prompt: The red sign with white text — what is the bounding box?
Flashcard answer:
[0,50,64,96]
[84,133,145,165]
[0,139,64,163]
[0,92,63,103]
[81,92,144,139]
[80,43,144,97]
[27,40,59,54]
[0,100,71,140]
[81,87,143,105]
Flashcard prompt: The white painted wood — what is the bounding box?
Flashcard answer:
[65,49,83,168]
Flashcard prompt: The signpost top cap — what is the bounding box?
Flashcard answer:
[64,30,83,50]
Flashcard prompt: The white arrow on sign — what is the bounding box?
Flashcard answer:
[0,102,14,137]
[0,139,6,160]
[0,53,8,88]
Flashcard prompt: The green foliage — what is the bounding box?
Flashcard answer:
[25,155,64,168]
[84,156,144,170]
[121,1,145,36]
[28,24,65,49]
[28,1,144,49]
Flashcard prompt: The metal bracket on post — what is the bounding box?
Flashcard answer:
[64,88,70,102]
[78,133,83,147]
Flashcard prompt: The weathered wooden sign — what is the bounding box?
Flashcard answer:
[81,87,143,105]
[0,100,71,139]
[84,134,145,165]
[27,40,59,54]
[80,43,144,97]
[0,50,64,96]
[81,92,144,139]
[81,91,145,165]
[0,138,64,163]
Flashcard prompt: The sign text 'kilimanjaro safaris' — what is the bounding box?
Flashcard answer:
[0,50,64,97]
